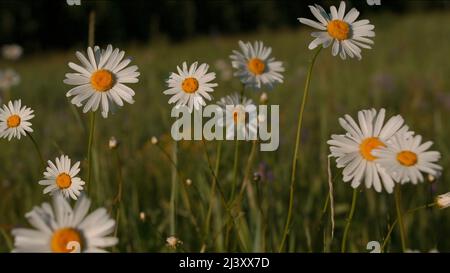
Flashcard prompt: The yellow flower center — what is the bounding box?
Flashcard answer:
[90,69,114,92]
[6,114,21,128]
[181,77,199,93]
[50,228,82,253]
[360,137,385,161]
[397,151,418,166]
[327,20,350,41]
[247,58,265,75]
[233,111,238,123]
[56,173,72,189]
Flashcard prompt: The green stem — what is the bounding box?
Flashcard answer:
[237,140,258,209]
[394,186,407,252]
[113,149,124,239]
[153,142,200,234]
[88,10,95,48]
[203,141,222,247]
[279,46,322,252]
[341,188,358,252]
[230,139,239,201]
[68,101,85,133]
[201,140,229,210]
[0,226,13,251]
[26,132,45,168]
[321,193,330,217]
[86,111,96,192]
[255,175,267,252]
[229,84,246,201]
[381,203,435,252]
[201,139,247,251]
[170,141,178,236]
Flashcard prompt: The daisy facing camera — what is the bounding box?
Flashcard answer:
[64,44,140,118]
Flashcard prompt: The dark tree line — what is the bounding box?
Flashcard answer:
[0,0,448,52]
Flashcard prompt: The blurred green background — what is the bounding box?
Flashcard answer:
[0,0,449,252]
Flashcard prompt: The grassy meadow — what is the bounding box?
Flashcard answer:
[0,10,450,252]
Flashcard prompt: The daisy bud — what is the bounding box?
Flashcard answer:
[253,172,261,182]
[139,211,146,221]
[435,192,450,209]
[108,137,119,149]
[260,92,269,104]
[166,236,182,249]
[185,178,192,186]
[151,136,158,145]
[428,174,436,183]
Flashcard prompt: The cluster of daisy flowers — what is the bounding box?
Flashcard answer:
[2,0,450,254]
[163,40,284,139]
[0,44,141,252]
[328,108,442,193]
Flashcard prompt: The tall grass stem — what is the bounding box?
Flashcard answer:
[86,111,96,192]
[279,46,322,252]
[170,141,178,236]
[341,188,358,252]
[26,132,45,168]
[394,186,407,252]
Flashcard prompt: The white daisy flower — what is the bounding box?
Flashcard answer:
[0,69,20,90]
[217,93,258,140]
[64,44,140,118]
[230,41,284,89]
[372,133,442,184]
[12,195,118,252]
[163,61,217,113]
[38,155,85,200]
[1,44,23,61]
[298,1,375,60]
[0,100,34,141]
[328,108,408,193]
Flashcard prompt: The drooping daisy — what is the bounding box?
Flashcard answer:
[163,62,217,113]
[372,133,442,184]
[298,1,375,60]
[64,44,140,118]
[230,41,284,89]
[38,155,85,200]
[12,195,117,252]
[436,192,450,209]
[0,100,34,141]
[328,108,408,193]
[217,93,258,140]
